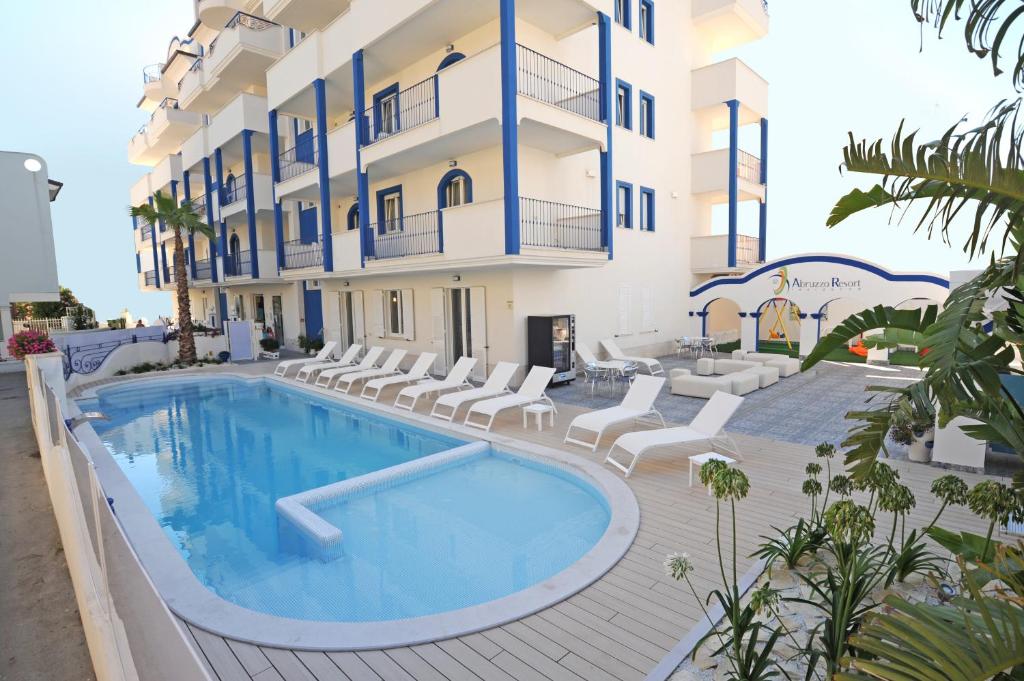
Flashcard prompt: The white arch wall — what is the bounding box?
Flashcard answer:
[689,254,950,356]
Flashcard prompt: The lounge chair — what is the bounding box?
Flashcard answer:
[295,344,362,382]
[604,391,743,478]
[430,361,519,422]
[463,366,557,431]
[393,357,477,411]
[313,346,384,389]
[577,342,629,372]
[334,349,407,394]
[563,375,667,451]
[272,341,337,377]
[600,338,664,375]
[360,352,437,402]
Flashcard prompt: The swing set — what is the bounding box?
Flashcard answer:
[763,298,797,351]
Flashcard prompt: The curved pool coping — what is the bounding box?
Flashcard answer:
[73,371,640,651]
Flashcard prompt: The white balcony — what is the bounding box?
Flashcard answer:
[691,58,768,129]
[181,126,209,174]
[691,234,761,275]
[691,148,765,202]
[220,173,275,223]
[205,14,286,92]
[177,61,207,111]
[151,155,184,194]
[263,0,350,32]
[128,100,204,166]
[266,30,323,116]
[208,93,273,151]
[692,0,769,52]
[326,121,358,196]
[197,0,248,29]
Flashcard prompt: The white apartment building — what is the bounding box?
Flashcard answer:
[1,151,62,358]
[129,0,768,379]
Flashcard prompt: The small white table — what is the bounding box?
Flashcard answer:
[522,403,555,431]
[689,452,736,493]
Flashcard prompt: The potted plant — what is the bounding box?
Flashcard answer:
[259,337,280,353]
[889,416,934,463]
[6,329,57,360]
[297,334,310,354]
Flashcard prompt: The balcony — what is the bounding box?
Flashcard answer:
[367,211,441,260]
[220,174,275,222]
[519,197,604,252]
[222,178,248,208]
[205,13,285,93]
[163,267,177,284]
[177,59,207,111]
[141,63,168,111]
[197,0,248,29]
[140,223,154,241]
[691,58,768,128]
[189,193,208,217]
[223,249,253,278]
[691,234,762,274]
[128,99,203,166]
[281,239,323,271]
[358,44,605,179]
[276,135,321,201]
[144,270,158,287]
[692,0,769,52]
[262,0,349,33]
[194,257,213,281]
[691,148,765,202]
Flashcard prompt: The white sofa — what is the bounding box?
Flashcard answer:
[670,369,735,399]
[714,359,761,374]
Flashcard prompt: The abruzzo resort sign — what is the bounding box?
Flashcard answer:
[688,254,951,354]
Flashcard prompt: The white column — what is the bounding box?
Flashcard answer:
[740,315,757,352]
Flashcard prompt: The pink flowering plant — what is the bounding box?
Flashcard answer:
[6,329,57,360]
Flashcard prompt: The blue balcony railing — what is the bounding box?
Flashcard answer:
[194,258,213,281]
[143,63,164,85]
[144,270,157,287]
[516,44,600,122]
[188,193,207,216]
[225,11,279,31]
[178,58,203,90]
[367,211,441,260]
[520,197,604,252]
[278,136,318,181]
[363,76,438,145]
[223,250,252,277]
[221,178,247,206]
[282,239,323,270]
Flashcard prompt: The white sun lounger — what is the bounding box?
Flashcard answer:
[360,352,437,402]
[273,341,337,377]
[430,361,519,422]
[605,391,743,477]
[335,349,407,394]
[314,347,384,389]
[600,338,664,375]
[577,342,628,372]
[463,366,557,431]
[393,357,477,411]
[563,375,667,451]
[295,344,362,382]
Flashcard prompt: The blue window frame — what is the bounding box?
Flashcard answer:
[639,186,655,231]
[615,79,632,130]
[437,169,473,209]
[372,83,400,140]
[639,91,655,139]
[436,52,466,71]
[375,184,404,234]
[639,0,654,43]
[616,181,633,229]
[614,0,631,29]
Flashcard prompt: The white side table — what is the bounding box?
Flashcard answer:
[689,452,736,493]
[522,403,555,431]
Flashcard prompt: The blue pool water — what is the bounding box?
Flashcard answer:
[83,377,610,622]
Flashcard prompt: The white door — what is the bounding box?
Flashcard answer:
[430,287,448,375]
[469,286,488,381]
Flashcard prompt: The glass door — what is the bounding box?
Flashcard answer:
[551,316,571,373]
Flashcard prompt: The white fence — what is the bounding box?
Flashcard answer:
[24,354,212,681]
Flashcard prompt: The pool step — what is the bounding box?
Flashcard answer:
[275,441,490,561]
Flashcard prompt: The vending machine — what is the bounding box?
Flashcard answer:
[527,315,576,385]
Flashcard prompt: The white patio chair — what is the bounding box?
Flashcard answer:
[393,357,477,411]
[360,352,437,402]
[429,361,519,423]
[273,340,337,377]
[313,346,384,389]
[604,391,743,478]
[334,349,407,394]
[600,338,664,375]
[563,375,667,451]
[295,344,362,382]
[463,366,557,431]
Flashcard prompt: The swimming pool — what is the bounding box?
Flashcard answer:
[78,375,635,646]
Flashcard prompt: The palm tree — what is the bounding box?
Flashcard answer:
[130,191,215,364]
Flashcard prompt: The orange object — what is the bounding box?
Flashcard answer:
[849,341,868,357]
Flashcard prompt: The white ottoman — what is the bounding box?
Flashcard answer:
[743,352,778,364]
[743,365,779,388]
[714,359,761,374]
[671,374,734,399]
[670,367,691,379]
[765,357,800,377]
[731,349,747,360]
[696,357,715,376]
[728,371,760,396]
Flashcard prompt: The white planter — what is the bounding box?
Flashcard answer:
[908,428,935,463]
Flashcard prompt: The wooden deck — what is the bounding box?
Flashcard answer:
[102,365,999,681]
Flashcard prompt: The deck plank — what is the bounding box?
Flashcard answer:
[293,651,351,681]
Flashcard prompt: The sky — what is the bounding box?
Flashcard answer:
[0,1,1013,323]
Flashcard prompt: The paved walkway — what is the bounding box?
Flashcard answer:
[0,373,93,681]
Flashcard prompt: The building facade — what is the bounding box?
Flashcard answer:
[1,151,62,358]
[129,0,769,378]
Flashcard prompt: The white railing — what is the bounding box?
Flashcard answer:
[24,355,212,681]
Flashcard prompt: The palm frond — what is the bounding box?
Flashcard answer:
[828,100,1024,260]
[802,305,936,371]
[913,0,1024,91]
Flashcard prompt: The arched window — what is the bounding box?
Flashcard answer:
[346,203,360,231]
[436,52,466,71]
[437,169,473,210]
